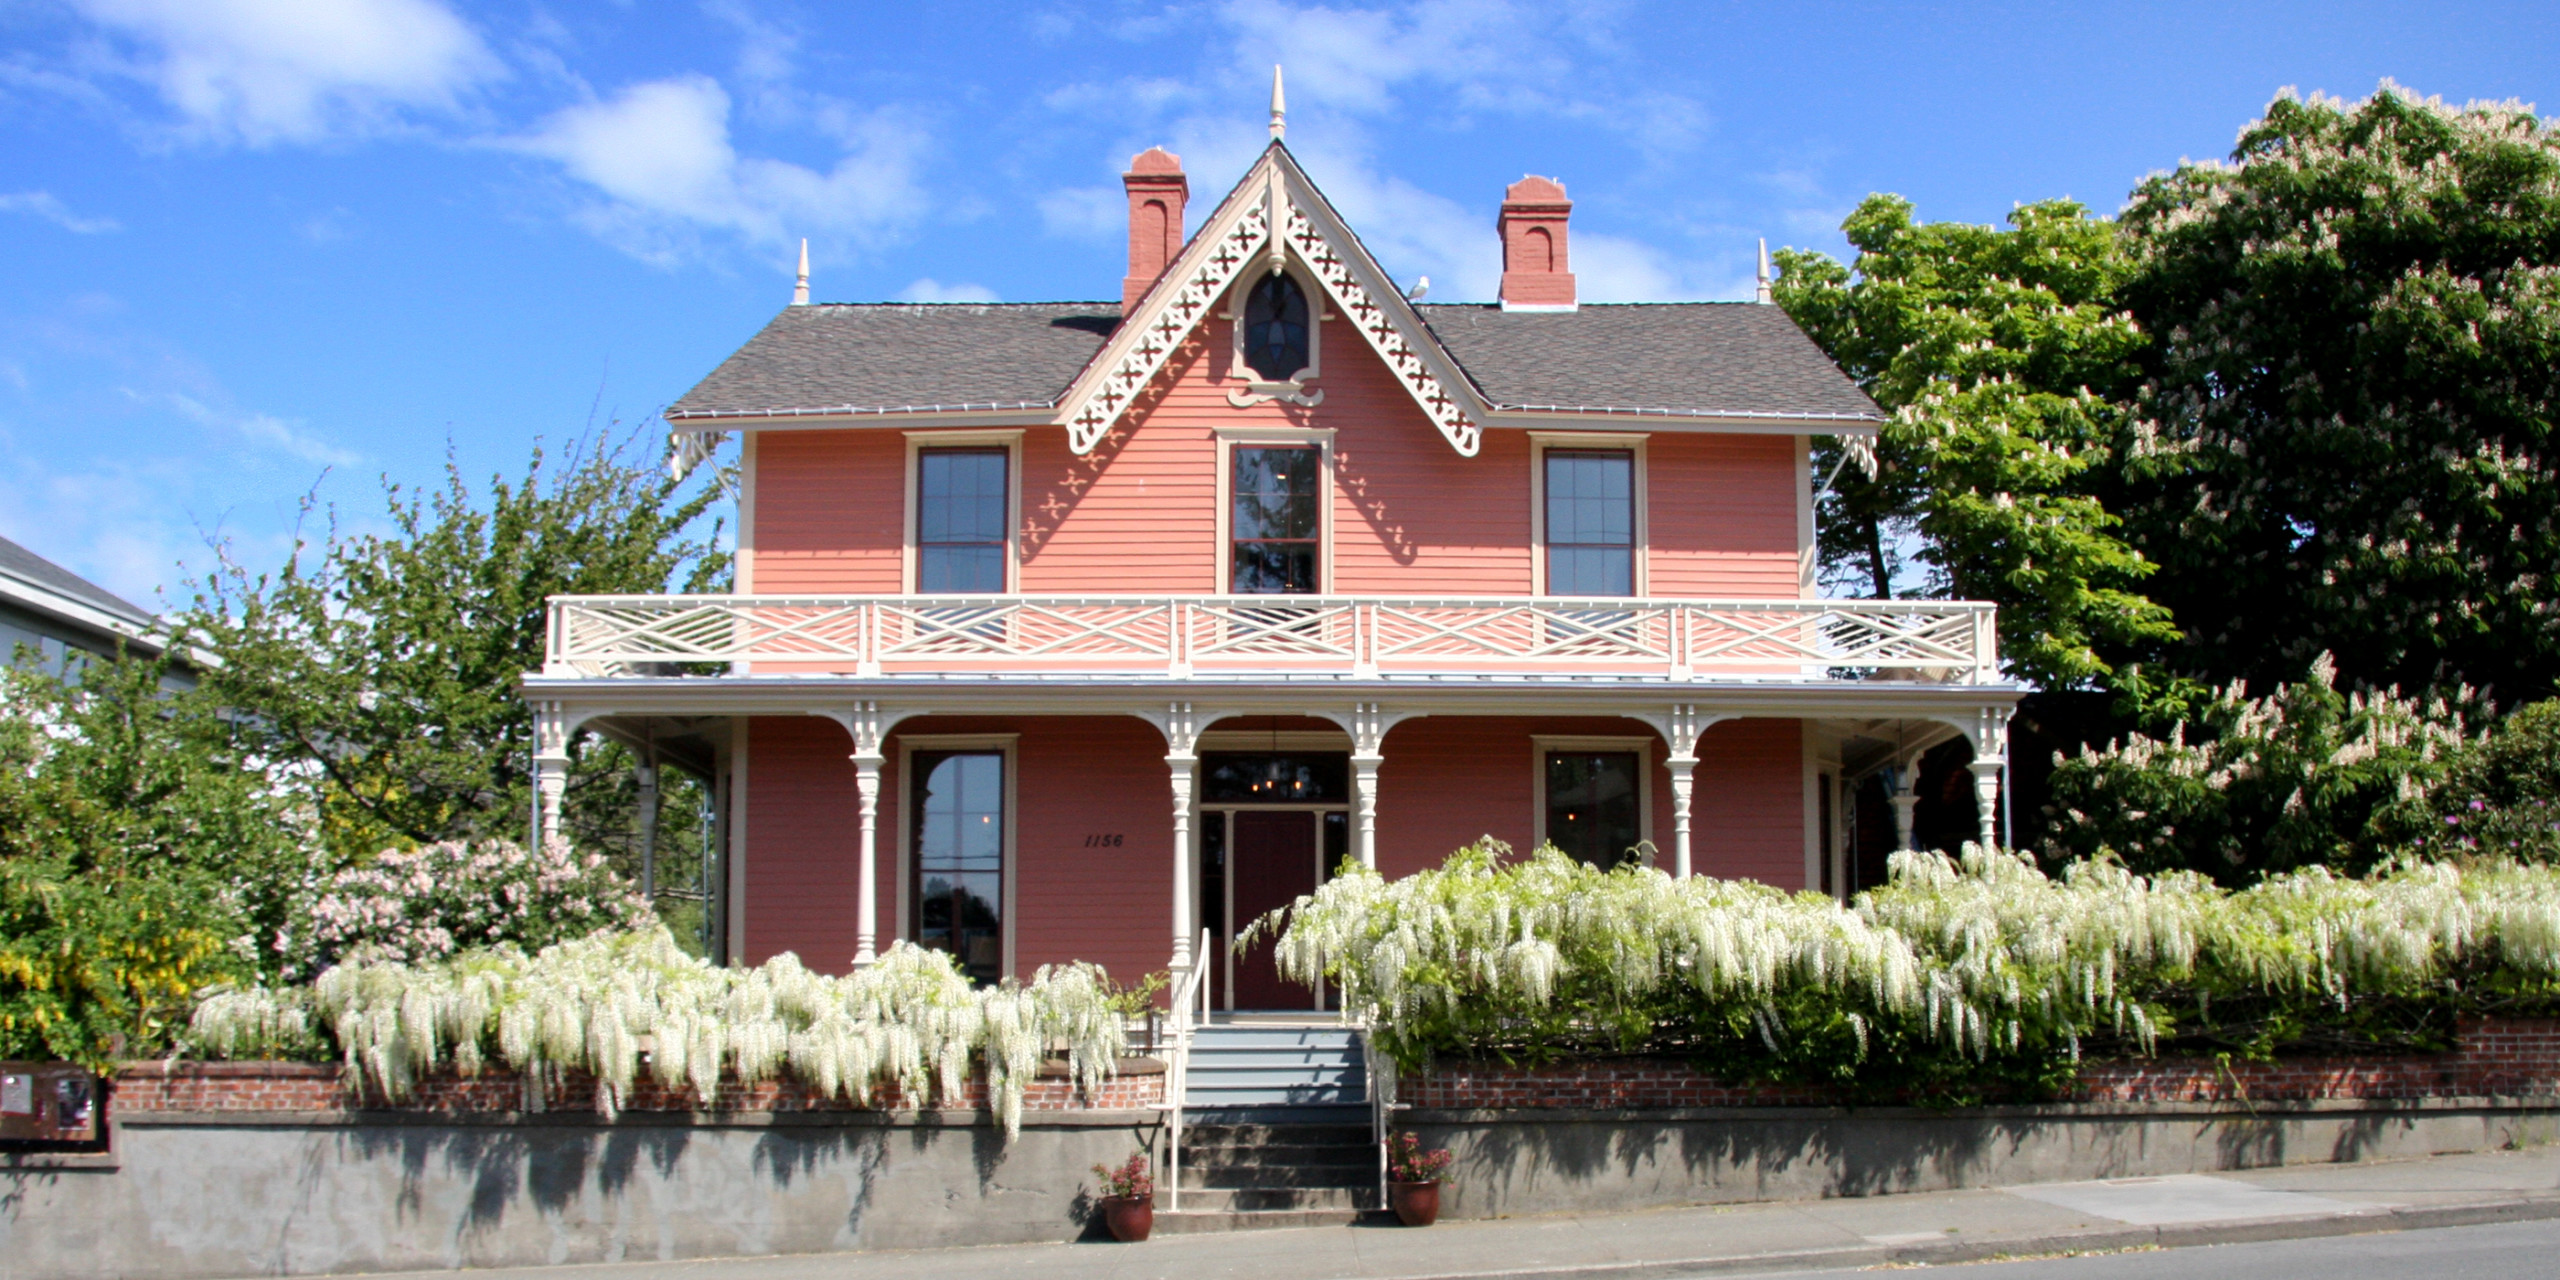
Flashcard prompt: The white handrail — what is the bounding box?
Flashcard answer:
[1160,931,1211,1214]
[543,593,2004,684]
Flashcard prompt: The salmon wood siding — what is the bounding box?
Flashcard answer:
[749,429,904,593]
[1372,717,1808,888]
[743,716,862,970]
[878,716,1174,986]
[1646,433,1804,599]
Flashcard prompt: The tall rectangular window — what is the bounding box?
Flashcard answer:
[1544,449,1635,596]
[1546,751,1642,869]
[1230,445,1320,594]
[916,447,1008,593]
[911,750,1004,984]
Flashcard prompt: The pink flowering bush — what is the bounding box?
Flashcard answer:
[280,838,651,978]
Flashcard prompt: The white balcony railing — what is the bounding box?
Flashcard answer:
[541,594,2001,684]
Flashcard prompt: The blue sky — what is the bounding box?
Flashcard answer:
[3,0,2554,607]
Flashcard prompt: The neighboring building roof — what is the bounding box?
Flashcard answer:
[665,300,1882,424]
[1415,303,1881,422]
[0,534,167,659]
[669,304,1121,420]
[0,535,156,628]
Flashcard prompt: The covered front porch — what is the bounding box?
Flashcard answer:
[524,681,2021,1003]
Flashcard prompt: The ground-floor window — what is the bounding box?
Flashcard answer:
[911,749,1004,984]
[1545,750,1644,868]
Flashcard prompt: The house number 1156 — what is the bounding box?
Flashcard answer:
[1083,834,1125,847]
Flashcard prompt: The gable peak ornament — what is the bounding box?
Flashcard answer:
[1269,65,1286,141]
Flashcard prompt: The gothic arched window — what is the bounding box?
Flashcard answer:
[1241,271,1311,382]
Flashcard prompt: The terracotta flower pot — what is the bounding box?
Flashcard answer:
[1390,1180,1441,1227]
[1101,1194,1154,1242]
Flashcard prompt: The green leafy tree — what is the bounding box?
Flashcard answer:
[1775,196,2182,701]
[182,436,728,859]
[2117,85,2560,703]
[0,654,305,1059]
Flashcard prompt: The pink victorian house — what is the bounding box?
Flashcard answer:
[523,117,2018,1010]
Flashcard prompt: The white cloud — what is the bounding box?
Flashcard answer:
[1568,232,1686,303]
[0,191,120,234]
[1038,184,1121,239]
[0,452,213,609]
[896,279,1000,303]
[514,75,929,262]
[138,389,361,468]
[71,0,500,146]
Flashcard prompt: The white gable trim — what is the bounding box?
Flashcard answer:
[1055,145,1487,458]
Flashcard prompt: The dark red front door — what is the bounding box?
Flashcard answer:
[1230,810,1318,1009]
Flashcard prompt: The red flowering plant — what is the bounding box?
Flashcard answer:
[1386,1131,1453,1184]
[1093,1151,1153,1201]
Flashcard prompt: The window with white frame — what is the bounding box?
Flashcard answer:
[909,748,1006,984]
[914,447,1009,593]
[1544,448,1636,596]
[1545,751,1644,867]
[1230,444,1322,594]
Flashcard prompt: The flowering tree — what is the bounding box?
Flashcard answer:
[280,838,653,978]
[2040,654,2478,881]
[2117,85,2560,704]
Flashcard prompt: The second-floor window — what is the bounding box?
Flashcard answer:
[916,446,1007,592]
[1545,448,1635,596]
[1231,445,1320,594]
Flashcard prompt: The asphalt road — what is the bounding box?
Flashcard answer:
[1766,1216,2560,1279]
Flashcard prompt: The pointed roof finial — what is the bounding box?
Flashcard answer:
[792,238,810,306]
[1269,65,1286,141]
[1755,237,1773,305]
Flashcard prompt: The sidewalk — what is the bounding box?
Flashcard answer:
[372,1146,2560,1280]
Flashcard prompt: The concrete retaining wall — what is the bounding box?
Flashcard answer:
[0,1108,1157,1280]
[1404,1096,2560,1220]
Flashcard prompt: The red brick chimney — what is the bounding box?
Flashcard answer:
[1123,148,1189,312]
[1498,175,1576,311]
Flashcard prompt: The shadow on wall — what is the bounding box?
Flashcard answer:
[1408,1104,2543,1219]
[311,1116,1156,1266]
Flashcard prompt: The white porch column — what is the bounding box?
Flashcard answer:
[846,701,886,969]
[1664,704,1704,880]
[1888,766,1919,854]
[1164,701,1201,974]
[1350,702,1387,870]
[1968,706,2011,851]
[532,699,570,849]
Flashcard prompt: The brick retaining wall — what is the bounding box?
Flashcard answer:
[110,1057,1165,1114]
[1402,1016,2560,1109]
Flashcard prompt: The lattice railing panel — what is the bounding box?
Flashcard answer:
[544,596,2001,683]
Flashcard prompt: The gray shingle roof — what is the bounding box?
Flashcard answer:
[1415,303,1880,420]
[665,299,1880,423]
[669,304,1120,419]
[0,534,156,628]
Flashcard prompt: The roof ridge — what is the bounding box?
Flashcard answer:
[798,300,1119,309]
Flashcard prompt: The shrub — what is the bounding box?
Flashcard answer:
[2039,654,2475,881]
[0,857,234,1066]
[1264,839,2560,1100]
[279,838,654,979]
[2410,701,2560,864]
[192,928,1126,1136]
